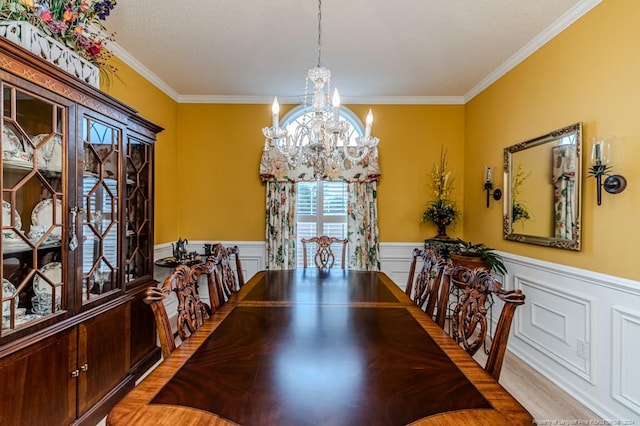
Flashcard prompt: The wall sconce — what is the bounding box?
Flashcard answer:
[483,167,502,207]
[589,137,627,205]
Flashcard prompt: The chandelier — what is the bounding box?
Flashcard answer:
[262,0,379,179]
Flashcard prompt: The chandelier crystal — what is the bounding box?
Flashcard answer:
[262,0,379,179]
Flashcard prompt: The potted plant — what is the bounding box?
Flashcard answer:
[449,239,507,275]
[422,147,460,239]
[424,238,507,275]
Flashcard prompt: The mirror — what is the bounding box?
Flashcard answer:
[503,122,582,250]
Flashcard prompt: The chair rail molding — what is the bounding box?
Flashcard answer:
[152,240,640,422]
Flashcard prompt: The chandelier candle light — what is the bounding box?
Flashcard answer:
[262,0,379,180]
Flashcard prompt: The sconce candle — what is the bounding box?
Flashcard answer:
[483,166,502,207]
[588,137,627,206]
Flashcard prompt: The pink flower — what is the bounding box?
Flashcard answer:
[39,11,53,23]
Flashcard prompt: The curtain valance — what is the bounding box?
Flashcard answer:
[259,145,381,183]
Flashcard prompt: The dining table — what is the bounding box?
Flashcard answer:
[107,268,533,425]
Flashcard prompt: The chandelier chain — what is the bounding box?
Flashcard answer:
[317,0,323,68]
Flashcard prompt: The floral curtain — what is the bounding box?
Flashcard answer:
[261,144,381,269]
[347,181,380,271]
[265,181,297,269]
[552,145,576,239]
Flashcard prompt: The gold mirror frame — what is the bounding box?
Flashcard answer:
[503,122,582,251]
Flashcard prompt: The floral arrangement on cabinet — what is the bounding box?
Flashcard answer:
[422,147,460,239]
[0,0,117,72]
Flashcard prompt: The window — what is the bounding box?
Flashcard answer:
[296,180,348,268]
[281,105,364,268]
[283,106,362,148]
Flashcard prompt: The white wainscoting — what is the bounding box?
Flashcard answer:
[503,252,640,422]
[153,241,640,422]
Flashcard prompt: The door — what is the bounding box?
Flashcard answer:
[1,79,71,338]
[76,107,124,305]
[123,132,154,286]
[77,303,130,415]
[0,328,77,425]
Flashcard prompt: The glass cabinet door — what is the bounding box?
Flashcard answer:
[1,83,67,334]
[125,135,152,283]
[80,114,121,303]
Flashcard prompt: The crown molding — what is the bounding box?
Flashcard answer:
[109,42,180,102]
[176,94,464,105]
[463,0,603,103]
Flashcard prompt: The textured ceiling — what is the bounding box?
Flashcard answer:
[105,0,600,103]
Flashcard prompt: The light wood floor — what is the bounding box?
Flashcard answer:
[476,349,601,422]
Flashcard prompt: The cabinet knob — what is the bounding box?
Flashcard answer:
[70,369,79,378]
[80,363,88,372]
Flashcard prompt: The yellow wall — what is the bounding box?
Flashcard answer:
[173,103,465,242]
[365,104,465,242]
[174,104,267,241]
[464,0,640,280]
[101,57,179,244]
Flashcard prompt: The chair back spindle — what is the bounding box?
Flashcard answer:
[406,247,450,326]
[301,235,348,269]
[449,265,525,381]
[144,260,217,358]
[210,245,244,303]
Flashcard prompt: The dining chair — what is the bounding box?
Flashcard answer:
[209,245,244,302]
[448,265,526,381]
[405,247,450,327]
[301,235,348,269]
[144,260,217,358]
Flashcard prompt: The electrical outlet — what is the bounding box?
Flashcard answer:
[576,339,590,360]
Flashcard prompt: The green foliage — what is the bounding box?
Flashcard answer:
[512,202,531,223]
[454,239,507,276]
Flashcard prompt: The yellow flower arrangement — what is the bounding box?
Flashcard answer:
[512,164,531,223]
[422,147,460,238]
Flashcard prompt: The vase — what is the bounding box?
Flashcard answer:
[0,21,99,88]
[433,220,450,239]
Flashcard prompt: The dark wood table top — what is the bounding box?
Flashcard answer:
[108,269,532,426]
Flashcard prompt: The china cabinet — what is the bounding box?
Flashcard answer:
[0,37,162,425]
